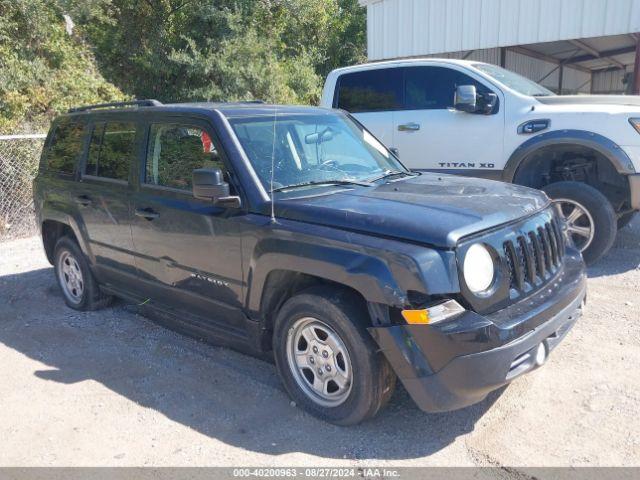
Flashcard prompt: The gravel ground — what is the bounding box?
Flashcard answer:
[0,219,638,467]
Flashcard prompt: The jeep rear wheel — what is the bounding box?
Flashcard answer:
[273,286,396,425]
[54,236,112,311]
[542,181,617,265]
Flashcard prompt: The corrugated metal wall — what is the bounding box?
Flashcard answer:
[592,69,628,93]
[424,48,592,94]
[363,0,640,60]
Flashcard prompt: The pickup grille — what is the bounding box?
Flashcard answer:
[503,218,565,293]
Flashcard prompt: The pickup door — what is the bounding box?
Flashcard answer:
[334,65,504,176]
[129,118,246,331]
[393,66,504,174]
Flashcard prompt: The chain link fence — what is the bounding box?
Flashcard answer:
[0,134,47,241]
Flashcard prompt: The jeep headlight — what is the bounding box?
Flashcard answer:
[463,243,495,293]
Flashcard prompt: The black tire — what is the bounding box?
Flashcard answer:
[53,236,113,311]
[617,211,637,230]
[542,181,617,265]
[273,286,396,425]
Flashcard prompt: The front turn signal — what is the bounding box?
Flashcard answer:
[401,309,430,324]
[401,300,466,325]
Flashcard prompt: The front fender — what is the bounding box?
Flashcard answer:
[504,129,636,183]
[243,218,459,316]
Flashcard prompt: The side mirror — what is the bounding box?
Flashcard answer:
[454,85,478,113]
[192,168,241,208]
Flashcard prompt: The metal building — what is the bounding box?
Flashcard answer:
[359,0,640,94]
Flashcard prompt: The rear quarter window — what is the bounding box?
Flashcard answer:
[44,121,85,174]
[335,69,403,113]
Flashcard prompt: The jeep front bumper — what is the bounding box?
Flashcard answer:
[369,250,586,413]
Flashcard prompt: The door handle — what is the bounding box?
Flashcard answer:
[135,208,160,220]
[398,122,421,132]
[74,195,92,207]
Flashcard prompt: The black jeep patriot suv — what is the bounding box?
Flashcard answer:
[34,100,586,425]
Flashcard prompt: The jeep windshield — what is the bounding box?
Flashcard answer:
[473,63,554,97]
[228,111,409,192]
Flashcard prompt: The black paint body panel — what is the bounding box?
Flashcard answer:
[369,251,586,412]
[33,102,587,414]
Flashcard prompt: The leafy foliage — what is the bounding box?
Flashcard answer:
[67,0,366,104]
[1,0,367,132]
[0,0,125,133]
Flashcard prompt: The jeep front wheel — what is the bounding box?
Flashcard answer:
[273,286,396,425]
[542,181,616,265]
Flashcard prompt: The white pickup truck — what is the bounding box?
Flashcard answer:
[321,59,640,264]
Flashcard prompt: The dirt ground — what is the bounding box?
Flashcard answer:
[0,218,638,468]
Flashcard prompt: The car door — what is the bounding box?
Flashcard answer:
[75,118,139,284]
[333,68,403,148]
[393,65,504,175]
[130,117,246,330]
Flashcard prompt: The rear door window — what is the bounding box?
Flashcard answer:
[45,121,85,174]
[404,66,492,110]
[85,122,137,181]
[335,69,403,113]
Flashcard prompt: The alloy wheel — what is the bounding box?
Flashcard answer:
[555,198,595,252]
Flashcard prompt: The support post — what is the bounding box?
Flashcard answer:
[558,64,564,95]
[634,36,640,94]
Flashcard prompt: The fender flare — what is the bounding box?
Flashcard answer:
[503,129,636,183]
[39,208,93,262]
[246,238,413,315]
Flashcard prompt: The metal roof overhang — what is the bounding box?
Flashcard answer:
[506,33,638,74]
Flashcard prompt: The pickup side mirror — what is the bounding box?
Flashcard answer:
[192,168,241,208]
[480,93,498,114]
[454,85,478,113]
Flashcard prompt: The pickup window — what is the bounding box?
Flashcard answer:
[335,68,403,113]
[404,66,492,110]
[336,66,494,113]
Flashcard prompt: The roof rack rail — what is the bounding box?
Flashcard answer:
[68,99,162,113]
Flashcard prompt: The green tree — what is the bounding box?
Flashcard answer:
[65,0,366,105]
[0,0,124,132]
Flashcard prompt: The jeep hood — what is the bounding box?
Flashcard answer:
[276,174,550,248]
[535,95,640,108]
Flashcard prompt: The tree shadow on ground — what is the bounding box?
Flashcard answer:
[0,266,503,461]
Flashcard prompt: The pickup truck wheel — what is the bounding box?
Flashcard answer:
[542,181,616,265]
[54,236,112,311]
[273,286,396,425]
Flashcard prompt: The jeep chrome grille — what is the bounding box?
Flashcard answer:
[503,218,565,293]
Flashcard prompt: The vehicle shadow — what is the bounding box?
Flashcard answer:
[0,266,503,460]
[587,216,640,278]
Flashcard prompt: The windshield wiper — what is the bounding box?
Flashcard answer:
[272,179,372,192]
[366,170,416,183]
